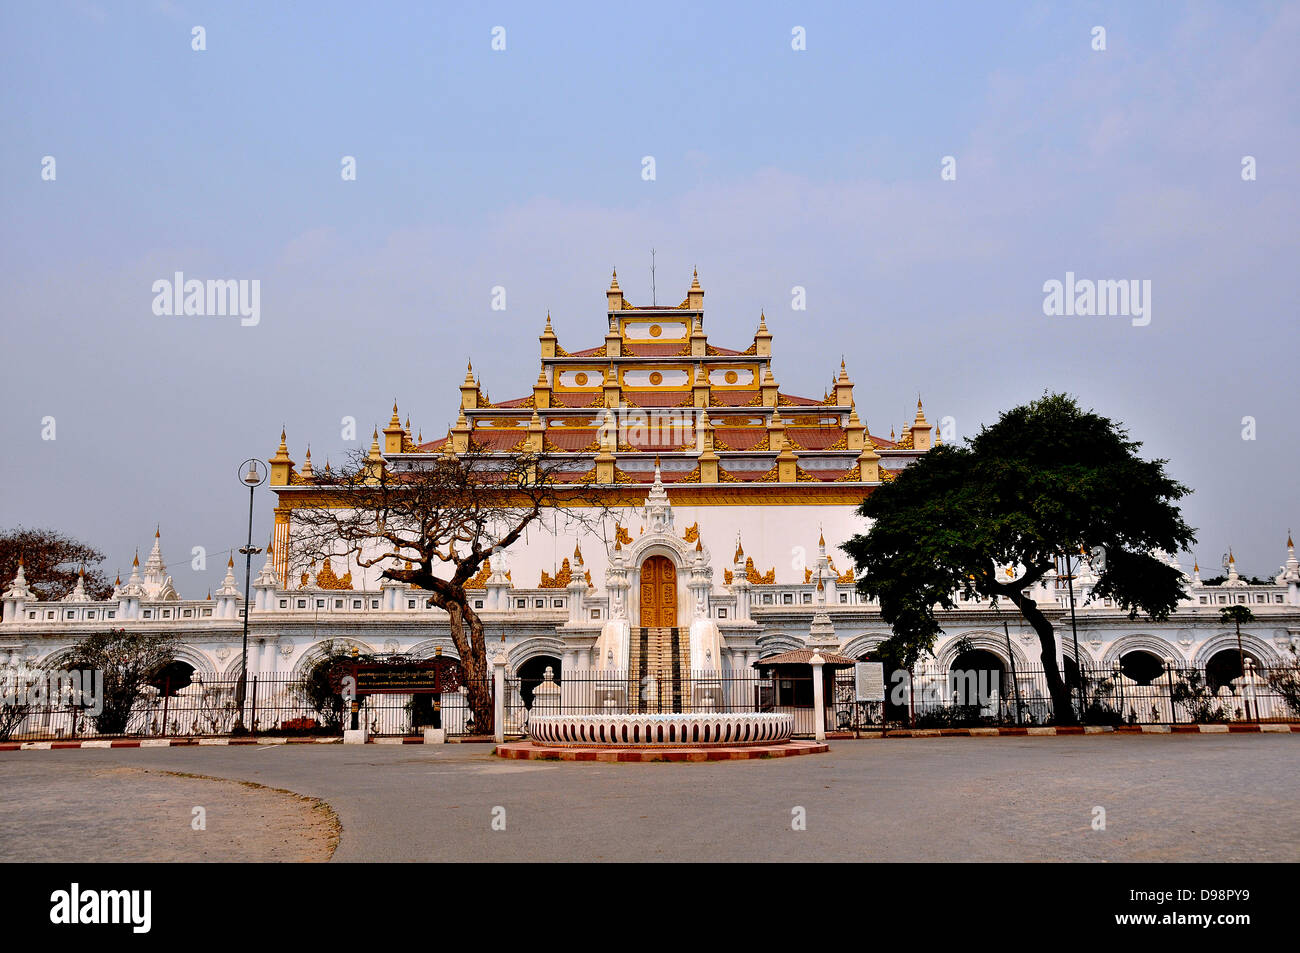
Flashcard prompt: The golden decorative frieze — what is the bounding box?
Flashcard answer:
[464,560,493,590]
[315,558,353,590]
[744,557,775,585]
[539,558,573,589]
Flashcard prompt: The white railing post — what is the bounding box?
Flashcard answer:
[810,652,827,742]
[492,648,507,743]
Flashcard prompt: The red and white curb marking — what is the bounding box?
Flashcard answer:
[0,737,344,751]
[832,724,1299,739]
[2,724,1295,751]
[495,740,829,761]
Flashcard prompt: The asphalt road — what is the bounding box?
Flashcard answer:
[3,735,1297,862]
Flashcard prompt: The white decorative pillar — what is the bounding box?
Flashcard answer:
[810,652,827,742]
[492,646,508,743]
[532,666,561,714]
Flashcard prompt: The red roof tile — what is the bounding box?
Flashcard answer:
[787,427,844,450]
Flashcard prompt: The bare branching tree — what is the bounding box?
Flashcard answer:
[289,448,610,731]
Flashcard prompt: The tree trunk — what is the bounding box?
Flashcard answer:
[446,601,493,735]
[1008,591,1076,725]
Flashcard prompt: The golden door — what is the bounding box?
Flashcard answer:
[639,556,678,628]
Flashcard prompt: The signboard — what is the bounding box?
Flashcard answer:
[329,658,463,695]
[855,662,886,702]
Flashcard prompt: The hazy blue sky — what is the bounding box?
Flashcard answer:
[2,1,1297,595]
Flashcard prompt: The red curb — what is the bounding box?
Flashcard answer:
[493,740,829,761]
[6,725,1296,752]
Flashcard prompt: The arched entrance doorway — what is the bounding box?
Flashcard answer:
[639,555,677,628]
[1206,648,1257,692]
[949,649,1006,710]
[516,655,562,710]
[1119,650,1165,685]
[149,660,195,696]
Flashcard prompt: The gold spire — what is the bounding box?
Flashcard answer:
[132,549,139,568]
[608,268,620,292]
[388,401,401,428]
[463,361,475,384]
[757,309,768,332]
[270,426,292,467]
[689,267,702,292]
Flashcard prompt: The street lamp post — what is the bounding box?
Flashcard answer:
[1063,552,1083,714]
[233,458,266,733]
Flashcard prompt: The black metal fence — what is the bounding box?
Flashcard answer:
[5,663,1297,741]
[2,674,498,742]
[828,664,1300,729]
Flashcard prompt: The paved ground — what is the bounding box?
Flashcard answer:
[2,735,1297,862]
[0,763,338,861]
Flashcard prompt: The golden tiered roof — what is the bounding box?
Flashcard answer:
[270,271,934,496]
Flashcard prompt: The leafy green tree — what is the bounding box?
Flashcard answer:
[843,394,1195,724]
[295,640,370,731]
[63,629,180,735]
[1219,604,1256,663]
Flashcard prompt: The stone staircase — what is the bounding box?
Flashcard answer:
[629,626,692,712]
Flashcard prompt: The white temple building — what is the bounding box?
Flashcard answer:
[3,272,1298,729]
